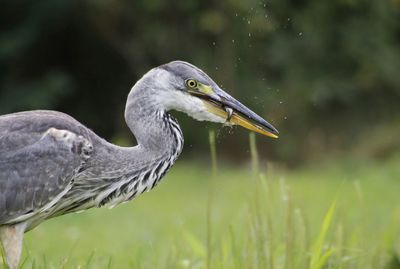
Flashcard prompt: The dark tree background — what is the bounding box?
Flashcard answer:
[1,0,399,166]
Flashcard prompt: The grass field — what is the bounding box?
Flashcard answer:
[4,152,400,268]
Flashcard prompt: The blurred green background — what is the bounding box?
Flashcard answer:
[1,0,400,165]
[2,1,400,268]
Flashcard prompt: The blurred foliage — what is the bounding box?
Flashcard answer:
[1,0,399,165]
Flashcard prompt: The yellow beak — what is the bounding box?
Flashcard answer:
[203,101,279,139]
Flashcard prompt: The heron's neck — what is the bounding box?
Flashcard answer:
[124,85,184,163]
[67,80,185,209]
[66,98,184,209]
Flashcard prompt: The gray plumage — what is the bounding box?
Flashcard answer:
[0,86,183,230]
[0,61,278,269]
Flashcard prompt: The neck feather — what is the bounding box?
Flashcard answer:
[125,81,183,153]
[46,80,185,214]
[95,109,183,207]
[96,82,184,202]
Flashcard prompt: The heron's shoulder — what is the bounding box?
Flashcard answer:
[0,110,88,134]
[0,110,80,124]
[0,110,95,156]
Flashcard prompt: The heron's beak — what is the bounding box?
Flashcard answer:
[189,85,279,138]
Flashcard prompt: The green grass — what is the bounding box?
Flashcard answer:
[3,154,400,268]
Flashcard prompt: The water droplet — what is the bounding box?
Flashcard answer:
[287,18,291,21]
[279,101,283,104]
[212,41,216,46]
[265,14,268,19]
[248,33,251,37]
[247,20,251,24]
[298,32,303,36]
[232,39,235,43]
[284,116,288,120]
[235,13,238,17]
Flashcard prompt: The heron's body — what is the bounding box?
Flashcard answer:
[0,109,182,230]
[0,61,278,269]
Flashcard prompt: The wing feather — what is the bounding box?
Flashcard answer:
[0,123,92,224]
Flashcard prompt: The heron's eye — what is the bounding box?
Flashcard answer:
[185,79,198,89]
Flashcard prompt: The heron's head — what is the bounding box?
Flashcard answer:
[134,60,279,138]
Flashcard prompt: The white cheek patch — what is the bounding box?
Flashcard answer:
[156,90,225,123]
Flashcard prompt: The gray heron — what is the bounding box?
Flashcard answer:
[0,61,278,268]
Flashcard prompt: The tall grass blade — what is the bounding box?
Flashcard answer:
[309,201,336,269]
[249,133,267,268]
[107,257,112,269]
[316,249,335,269]
[0,247,5,269]
[84,251,95,268]
[20,254,29,269]
[229,225,243,269]
[183,231,206,258]
[208,130,218,177]
[249,132,259,177]
[42,254,47,269]
[207,130,218,269]
[284,193,294,269]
